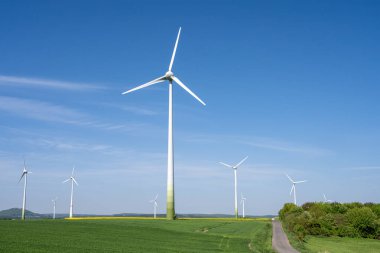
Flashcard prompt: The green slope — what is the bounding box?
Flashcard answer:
[0,219,274,252]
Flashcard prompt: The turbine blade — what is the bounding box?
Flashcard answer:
[72,178,79,186]
[295,180,307,184]
[234,156,248,168]
[290,185,295,195]
[62,178,70,184]
[72,166,75,176]
[154,194,158,201]
[168,27,181,71]
[219,162,233,168]
[172,76,206,106]
[122,76,166,95]
[18,172,26,183]
[286,174,294,183]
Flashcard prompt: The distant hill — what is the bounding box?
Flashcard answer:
[0,208,276,219]
[0,208,45,219]
[113,213,276,219]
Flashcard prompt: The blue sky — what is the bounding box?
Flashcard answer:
[1,0,379,215]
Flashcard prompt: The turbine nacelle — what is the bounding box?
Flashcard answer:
[165,71,174,79]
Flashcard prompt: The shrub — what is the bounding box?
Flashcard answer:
[346,207,377,238]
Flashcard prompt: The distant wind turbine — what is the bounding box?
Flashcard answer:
[122,27,205,220]
[63,166,78,218]
[18,160,31,220]
[219,156,248,219]
[52,197,58,219]
[149,194,158,219]
[286,174,307,205]
[240,193,247,218]
[323,194,332,203]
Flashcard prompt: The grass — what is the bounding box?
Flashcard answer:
[0,218,274,252]
[284,225,380,253]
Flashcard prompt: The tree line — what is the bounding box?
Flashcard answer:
[279,202,380,241]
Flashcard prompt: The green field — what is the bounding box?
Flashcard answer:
[287,232,380,253]
[0,218,274,252]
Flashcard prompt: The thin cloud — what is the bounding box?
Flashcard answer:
[0,96,142,132]
[101,103,160,116]
[0,96,86,124]
[0,74,105,90]
[240,138,332,156]
[349,166,380,171]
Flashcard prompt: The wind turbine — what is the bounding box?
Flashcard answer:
[18,160,31,220]
[63,166,78,218]
[286,174,307,205]
[323,194,332,203]
[149,194,158,219]
[52,197,58,219]
[219,156,248,219]
[122,27,205,220]
[240,193,246,218]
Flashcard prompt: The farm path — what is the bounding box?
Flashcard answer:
[272,220,299,253]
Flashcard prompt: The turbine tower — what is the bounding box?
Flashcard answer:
[52,197,58,219]
[219,156,248,219]
[149,194,158,219]
[286,174,307,205]
[63,166,78,218]
[18,160,31,220]
[240,193,246,218]
[122,27,206,220]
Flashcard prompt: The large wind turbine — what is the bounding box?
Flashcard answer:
[219,156,248,219]
[63,167,78,218]
[122,27,205,220]
[240,193,246,218]
[286,174,307,205]
[149,194,158,219]
[18,160,31,220]
[52,197,58,219]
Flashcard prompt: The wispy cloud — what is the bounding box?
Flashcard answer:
[240,138,332,156]
[0,96,144,132]
[349,166,380,171]
[34,139,111,152]
[182,133,332,157]
[101,103,160,116]
[121,105,158,116]
[0,96,86,124]
[0,74,105,90]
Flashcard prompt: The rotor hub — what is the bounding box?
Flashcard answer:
[165,71,174,79]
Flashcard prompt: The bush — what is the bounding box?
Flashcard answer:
[278,202,380,240]
[346,207,377,238]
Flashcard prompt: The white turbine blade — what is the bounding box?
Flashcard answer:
[18,172,26,183]
[71,166,75,176]
[154,194,158,201]
[168,27,181,71]
[286,174,294,183]
[62,178,70,184]
[172,76,206,106]
[323,194,327,201]
[219,162,233,168]
[295,180,307,184]
[72,178,79,186]
[122,76,166,95]
[234,156,248,168]
[290,185,295,195]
